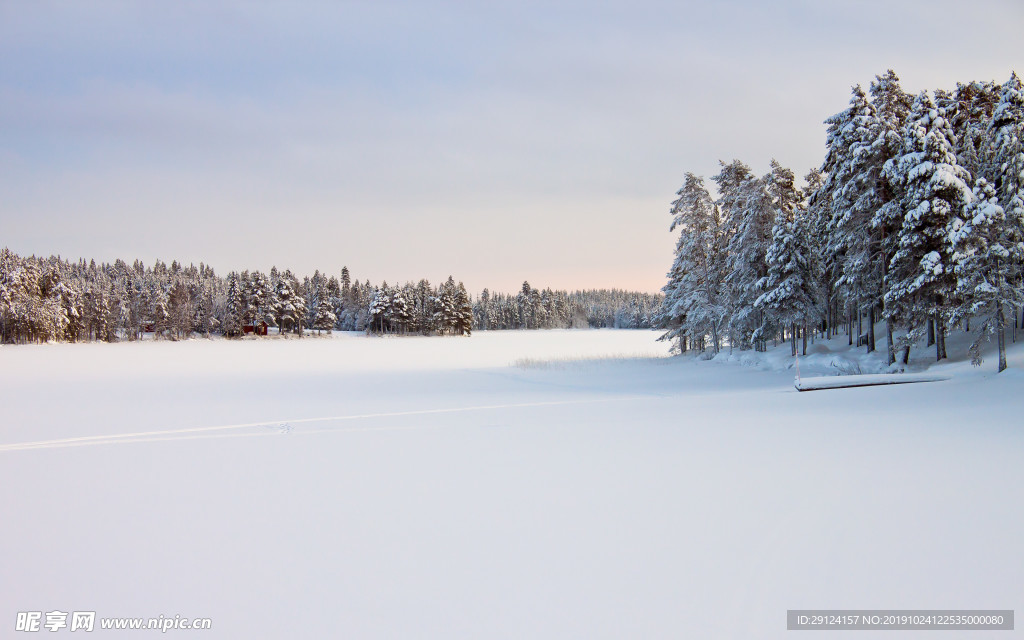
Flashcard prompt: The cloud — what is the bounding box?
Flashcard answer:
[1,0,1022,293]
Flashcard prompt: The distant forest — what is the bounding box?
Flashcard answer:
[660,70,1024,371]
[0,248,661,344]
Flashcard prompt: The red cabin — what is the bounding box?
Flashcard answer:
[242,321,269,336]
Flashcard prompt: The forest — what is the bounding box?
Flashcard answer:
[660,70,1024,372]
[0,251,660,344]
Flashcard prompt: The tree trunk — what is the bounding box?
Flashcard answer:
[802,319,808,356]
[998,305,1007,373]
[835,299,840,339]
[857,304,863,347]
[830,299,835,338]
[886,319,895,366]
[936,317,947,361]
[926,317,935,347]
[867,305,876,353]
[836,300,840,339]
[760,310,766,352]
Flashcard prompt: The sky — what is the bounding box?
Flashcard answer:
[1,1,1022,294]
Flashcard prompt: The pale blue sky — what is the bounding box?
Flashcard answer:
[1,0,1021,293]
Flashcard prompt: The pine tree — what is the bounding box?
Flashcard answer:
[661,173,725,354]
[302,275,316,331]
[516,281,534,330]
[194,288,214,337]
[723,168,774,350]
[822,85,882,352]
[411,279,434,334]
[949,178,1024,370]
[353,281,370,331]
[238,270,254,329]
[274,270,304,335]
[340,266,351,296]
[368,284,390,334]
[476,288,491,331]
[988,74,1024,357]
[804,168,832,339]
[325,276,342,330]
[223,271,243,337]
[313,277,337,334]
[947,80,1000,180]
[991,74,1024,220]
[755,161,819,354]
[432,277,460,334]
[149,281,169,338]
[883,91,973,362]
[389,286,411,334]
[868,70,916,363]
[0,248,13,343]
[167,278,191,340]
[259,271,279,330]
[455,282,473,336]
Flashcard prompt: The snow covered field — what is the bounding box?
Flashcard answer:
[1,329,1021,638]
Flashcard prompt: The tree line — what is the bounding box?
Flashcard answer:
[474,283,661,331]
[0,251,659,343]
[660,70,1024,372]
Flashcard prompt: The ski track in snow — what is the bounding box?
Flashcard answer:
[0,395,656,453]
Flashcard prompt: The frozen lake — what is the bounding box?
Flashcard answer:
[1,329,1020,638]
